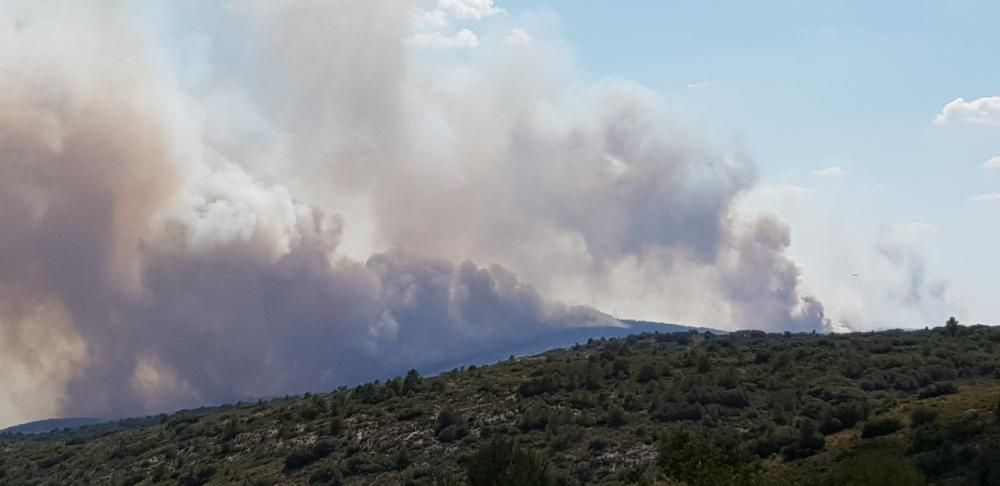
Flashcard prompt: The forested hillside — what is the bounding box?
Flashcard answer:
[3,322,1000,485]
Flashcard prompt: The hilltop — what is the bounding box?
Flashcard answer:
[2,324,999,485]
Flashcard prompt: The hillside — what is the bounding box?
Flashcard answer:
[2,325,1000,485]
[0,418,104,436]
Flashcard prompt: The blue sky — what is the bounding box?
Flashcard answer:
[492,1,1000,327]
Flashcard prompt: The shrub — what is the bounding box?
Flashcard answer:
[588,438,609,452]
[436,408,460,433]
[908,425,946,454]
[285,439,334,471]
[658,430,764,486]
[284,448,318,471]
[397,407,425,421]
[918,383,958,399]
[466,437,555,486]
[637,364,659,383]
[823,450,925,486]
[519,406,550,432]
[605,406,627,428]
[652,403,703,423]
[328,417,345,436]
[910,407,938,427]
[915,448,960,478]
[832,401,870,428]
[309,466,344,485]
[861,417,902,438]
[753,426,798,458]
[437,424,468,443]
[518,377,558,397]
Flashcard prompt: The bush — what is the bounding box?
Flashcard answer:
[915,448,960,478]
[397,407,425,421]
[658,430,764,486]
[908,425,946,454]
[910,407,938,427]
[918,383,958,399]
[437,424,468,443]
[282,439,335,472]
[519,406,550,432]
[285,448,319,471]
[518,377,558,397]
[637,364,659,383]
[605,406,627,428]
[652,403,703,423]
[753,427,798,458]
[832,401,870,428]
[861,417,902,439]
[466,437,555,486]
[328,417,345,436]
[436,408,461,433]
[309,466,344,485]
[823,450,925,486]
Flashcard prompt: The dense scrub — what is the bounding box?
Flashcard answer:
[2,323,1000,485]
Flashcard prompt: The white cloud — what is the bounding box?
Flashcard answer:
[934,96,1000,126]
[405,28,479,49]
[983,156,1000,170]
[412,0,502,29]
[504,28,532,46]
[812,166,846,177]
[410,7,448,29]
[971,193,1000,203]
[438,0,503,20]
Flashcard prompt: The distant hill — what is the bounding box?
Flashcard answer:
[2,324,998,485]
[419,318,719,375]
[0,417,105,435]
[0,320,709,436]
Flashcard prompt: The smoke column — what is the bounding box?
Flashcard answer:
[0,1,828,426]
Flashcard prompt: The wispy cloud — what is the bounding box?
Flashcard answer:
[686,80,718,89]
[812,166,846,177]
[935,96,1000,126]
[983,156,1000,170]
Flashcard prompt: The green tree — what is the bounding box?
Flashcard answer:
[945,316,961,337]
[403,368,422,394]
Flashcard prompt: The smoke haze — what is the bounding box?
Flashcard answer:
[0,1,828,426]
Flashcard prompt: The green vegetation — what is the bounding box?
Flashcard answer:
[2,321,1000,485]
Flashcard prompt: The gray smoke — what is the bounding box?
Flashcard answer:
[0,1,827,426]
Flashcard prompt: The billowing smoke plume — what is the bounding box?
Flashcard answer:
[0,1,827,426]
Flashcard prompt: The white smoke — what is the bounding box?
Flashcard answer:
[0,0,828,426]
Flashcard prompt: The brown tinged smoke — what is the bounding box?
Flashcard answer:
[0,1,828,426]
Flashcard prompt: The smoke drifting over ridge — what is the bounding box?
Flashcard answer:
[0,1,828,426]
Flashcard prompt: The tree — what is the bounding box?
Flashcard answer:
[403,369,422,394]
[945,317,960,337]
